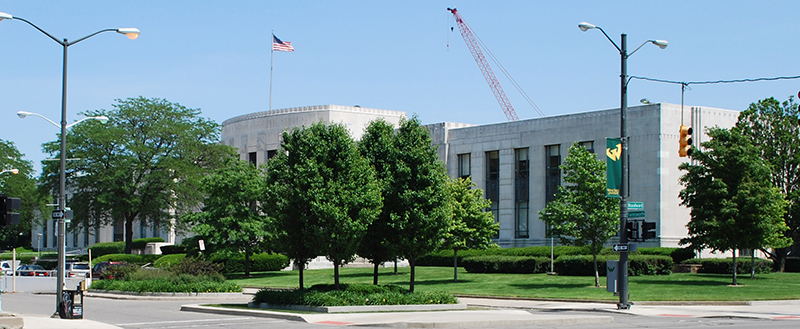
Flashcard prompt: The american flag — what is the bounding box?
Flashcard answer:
[272,35,294,52]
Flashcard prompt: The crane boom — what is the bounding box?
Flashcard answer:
[448,7,519,121]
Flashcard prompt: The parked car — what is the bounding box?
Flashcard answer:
[15,264,50,277]
[1,261,15,275]
[65,262,91,278]
[91,261,127,280]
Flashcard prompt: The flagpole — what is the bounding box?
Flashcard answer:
[270,33,274,112]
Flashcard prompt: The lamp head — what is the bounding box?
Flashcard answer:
[578,22,596,32]
[640,98,651,104]
[0,11,12,21]
[117,27,140,40]
[16,111,31,119]
[10,169,18,175]
[96,116,110,124]
[651,40,668,49]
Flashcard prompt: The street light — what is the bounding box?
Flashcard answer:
[0,169,19,175]
[37,233,42,258]
[2,11,137,317]
[579,21,666,310]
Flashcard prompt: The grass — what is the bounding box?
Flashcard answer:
[227,266,800,302]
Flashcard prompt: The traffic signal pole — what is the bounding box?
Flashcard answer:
[618,33,631,310]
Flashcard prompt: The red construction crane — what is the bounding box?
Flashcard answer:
[448,7,519,121]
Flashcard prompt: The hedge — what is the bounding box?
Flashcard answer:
[554,255,672,276]
[417,246,591,267]
[89,242,125,257]
[210,253,290,273]
[462,255,549,274]
[682,258,773,274]
[92,253,162,265]
[635,247,696,264]
[252,283,456,306]
[131,237,165,250]
[153,254,186,269]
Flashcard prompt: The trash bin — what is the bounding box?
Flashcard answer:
[58,287,84,319]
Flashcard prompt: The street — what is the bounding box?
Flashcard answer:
[1,292,798,329]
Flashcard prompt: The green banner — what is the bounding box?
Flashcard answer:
[606,138,622,198]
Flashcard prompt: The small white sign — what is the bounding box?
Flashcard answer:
[198,239,205,251]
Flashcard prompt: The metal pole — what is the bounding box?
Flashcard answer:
[56,38,69,316]
[617,33,630,310]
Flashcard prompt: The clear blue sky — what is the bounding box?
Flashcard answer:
[1,1,798,174]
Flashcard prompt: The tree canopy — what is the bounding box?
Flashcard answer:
[539,142,618,287]
[443,177,498,282]
[735,96,800,271]
[42,97,231,254]
[679,126,789,284]
[0,139,48,250]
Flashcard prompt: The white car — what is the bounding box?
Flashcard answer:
[1,262,13,275]
[65,262,91,278]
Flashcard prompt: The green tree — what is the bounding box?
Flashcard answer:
[679,127,790,285]
[182,155,271,276]
[265,122,382,290]
[357,119,401,285]
[41,97,231,254]
[390,117,452,293]
[539,142,619,287]
[735,97,800,272]
[443,177,498,282]
[0,140,49,250]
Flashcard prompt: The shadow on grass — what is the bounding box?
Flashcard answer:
[412,278,477,286]
[510,282,592,290]
[632,278,731,286]
[226,271,295,280]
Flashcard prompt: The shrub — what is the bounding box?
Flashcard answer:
[103,263,139,280]
[131,237,165,250]
[252,283,456,306]
[153,254,186,269]
[461,255,549,274]
[417,246,591,267]
[554,255,672,276]
[89,242,125,258]
[90,274,240,293]
[634,247,695,264]
[93,254,146,264]
[169,256,223,277]
[682,258,773,274]
[210,253,290,273]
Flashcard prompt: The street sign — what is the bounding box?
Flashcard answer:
[627,202,644,210]
[628,210,646,218]
[52,210,64,220]
[612,244,629,252]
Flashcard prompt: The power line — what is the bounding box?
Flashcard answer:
[630,75,800,86]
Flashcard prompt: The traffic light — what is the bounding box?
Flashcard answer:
[679,125,693,157]
[0,196,21,226]
[642,221,656,240]
[625,220,639,240]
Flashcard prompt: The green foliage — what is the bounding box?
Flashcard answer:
[461,255,549,274]
[153,254,186,269]
[682,258,773,275]
[103,263,139,280]
[131,237,165,250]
[735,97,800,271]
[169,256,223,277]
[679,127,790,284]
[89,242,125,257]
[92,253,161,265]
[265,121,382,288]
[417,246,590,266]
[554,255,672,276]
[636,247,696,264]
[183,156,271,276]
[251,283,456,306]
[210,253,290,273]
[539,143,620,287]
[443,178,497,251]
[159,245,186,255]
[0,254,36,264]
[0,139,49,250]
[90,272,240,293]
[48,97,233,255]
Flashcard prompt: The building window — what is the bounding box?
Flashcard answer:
[545,145,561,203]
[457,153,471,179]
[267,149,278,160]
[579,141,594,153]
[515,148,529,238]
[485,151,500,238]
[248,152,257,166]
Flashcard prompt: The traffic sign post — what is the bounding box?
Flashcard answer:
[613,244,628,252]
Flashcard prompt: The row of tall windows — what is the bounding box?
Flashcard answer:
[456,141,593,240]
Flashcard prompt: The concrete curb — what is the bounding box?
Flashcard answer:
[247,302,468,313]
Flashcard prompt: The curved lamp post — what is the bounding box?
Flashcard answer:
[0,169,19,175]
[578,21,666,310]
[2,10,137,317]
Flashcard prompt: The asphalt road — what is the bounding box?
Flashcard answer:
[2,292,796,329]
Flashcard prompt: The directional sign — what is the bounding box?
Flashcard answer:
[628,210,646,218]
[51,210,64,220]
[627,202,644,210]
[612,244,629,252]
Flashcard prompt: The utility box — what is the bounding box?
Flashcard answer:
[606,260,618,293]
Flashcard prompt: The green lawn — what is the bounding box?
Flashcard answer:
[227,266,800,301]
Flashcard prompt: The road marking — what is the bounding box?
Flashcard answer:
[773,316,800,319]
[116,317,259,326]
[316,320,355,325]
[658,314,694,317]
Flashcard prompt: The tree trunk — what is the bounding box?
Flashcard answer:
[124,218,134,254]
[245,245,251,276]
[732,249,738,286]
[334,259,340,290]
[409,257,416,293]
[592,250,599,287]
[373,263,379,285]
[750,249,755,279]
[298,259,305,290]
[453,249,458,283]
[394,259,398,274]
